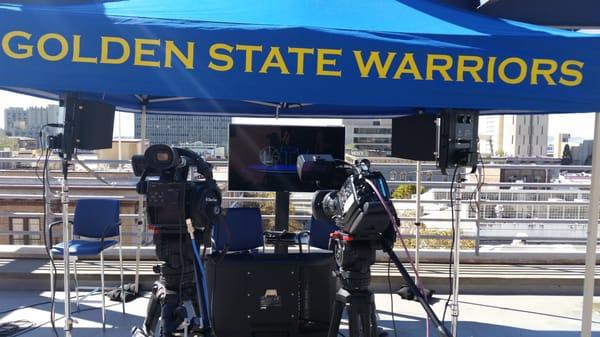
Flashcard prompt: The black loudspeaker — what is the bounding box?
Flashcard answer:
[57,94,116,157]
[437,109,479,175]
[77,100,116,150]
[391,114,436,161]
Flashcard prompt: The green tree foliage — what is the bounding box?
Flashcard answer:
[398,222,475,249]
[0,134,16,150]
[391,184,424,199]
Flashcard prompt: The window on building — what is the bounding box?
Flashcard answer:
[9,217,41,245]
[353,128,391,134]
[372,121,381,126]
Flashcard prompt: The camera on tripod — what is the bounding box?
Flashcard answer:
[132,144,222,233]
[297,154,395,241]
[131,144,222,337]
[297,154,452,337]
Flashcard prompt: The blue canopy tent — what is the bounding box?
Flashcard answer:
[1,1,600,337]
[1,0,600,115]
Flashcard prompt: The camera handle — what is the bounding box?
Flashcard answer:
[380,238,452,337]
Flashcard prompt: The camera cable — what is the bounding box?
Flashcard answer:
[39,143,60,337]
[442,166,459,324]
[387,258,398,337]
[364,178,429,337]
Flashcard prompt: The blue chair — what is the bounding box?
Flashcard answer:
[308,217,338,251]
[49,199,125,328]
[212,207,264,253]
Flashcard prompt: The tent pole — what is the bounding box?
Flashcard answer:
[117,111,122,169]
[134,103,148,294]
[581,112,600,337]
[415,161,422,280]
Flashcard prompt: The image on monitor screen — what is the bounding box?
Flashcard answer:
[228,124,345,192]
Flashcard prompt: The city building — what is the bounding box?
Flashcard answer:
[554,133,571,158]
[342,119,392,156]
[569,139,594,165]
[179,141,226,159]
[96,139,149,169]
[134,114,231,155]
[3,105,60,146]
[478,115,501,155]
[479,114,548,157]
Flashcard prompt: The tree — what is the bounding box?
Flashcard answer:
[561,144,573,165]
[391,184,424,199]
[0,134,16,151]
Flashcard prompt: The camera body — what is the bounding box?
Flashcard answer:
[132,144,222,232]
[298,155,395,241]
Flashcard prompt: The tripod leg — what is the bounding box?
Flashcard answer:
[140,281,165,337]
[327,294,346,337]
[370,302,379,337]
[348,304,359,337]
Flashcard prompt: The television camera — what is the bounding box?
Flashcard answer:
[132,144,222,337]
[297,154,452,337]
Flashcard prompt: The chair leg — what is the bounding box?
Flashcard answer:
[73,257,80,311]
[119,235,125,314]
[100,250,105,329]
[49,254,54,316]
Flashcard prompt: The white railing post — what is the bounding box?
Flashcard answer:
[581,112,600,337]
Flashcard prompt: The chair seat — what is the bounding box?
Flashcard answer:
[51,240,118,256]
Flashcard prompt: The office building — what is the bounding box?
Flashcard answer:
[479,114,548,157]
[570,139,594,165]
[134,114,231,155]
[342,119,392,156]
[4,105,60,146]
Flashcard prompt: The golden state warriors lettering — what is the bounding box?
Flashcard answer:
[0,30,585,87]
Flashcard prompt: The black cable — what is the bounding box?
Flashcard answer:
[209,215,231,330]
[387,257,398,337]
[0,300,52,316]
[0,320,34,337]
[442,166,458,323]
[8,302,120,337]
[40,146,59,337]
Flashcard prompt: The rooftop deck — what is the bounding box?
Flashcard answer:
[1,290,599,337]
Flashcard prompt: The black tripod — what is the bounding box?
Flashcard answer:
[327,235,380,337]
[327,232,452,337]
[133,230,215,337]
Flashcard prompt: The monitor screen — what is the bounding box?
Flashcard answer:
[228,124,345,192]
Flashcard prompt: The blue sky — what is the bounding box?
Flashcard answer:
[0,90,597,141]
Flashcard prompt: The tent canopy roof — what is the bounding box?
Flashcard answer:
[5,0,583,37]
[0,0,599,116]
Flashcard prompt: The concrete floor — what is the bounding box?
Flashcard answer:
[1,291,599,337]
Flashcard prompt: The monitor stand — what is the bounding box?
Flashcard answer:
[274,191,290,254]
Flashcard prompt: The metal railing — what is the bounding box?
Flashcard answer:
[0,157,596,254]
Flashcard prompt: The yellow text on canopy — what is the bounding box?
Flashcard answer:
[0,31,585,87]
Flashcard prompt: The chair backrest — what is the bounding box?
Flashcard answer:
[212,208,263,252]
[73,199,120,238]
[309,217,338,250]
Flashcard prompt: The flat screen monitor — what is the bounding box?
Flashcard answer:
[228,124,345,192]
